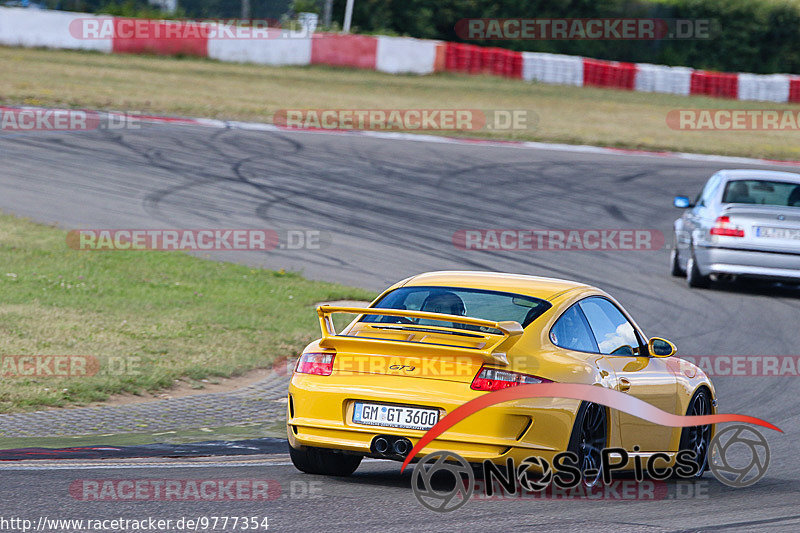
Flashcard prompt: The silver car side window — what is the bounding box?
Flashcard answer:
[696,174,722,208]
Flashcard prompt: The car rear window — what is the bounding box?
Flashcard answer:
[361,286,551,331]
[722,180,800,207]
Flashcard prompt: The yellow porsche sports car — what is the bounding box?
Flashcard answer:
[287,271,715,480]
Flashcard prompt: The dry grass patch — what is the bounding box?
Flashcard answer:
[1,46,799,160]
[0,212,374,412]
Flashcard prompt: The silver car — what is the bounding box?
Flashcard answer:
[671,169,800,288]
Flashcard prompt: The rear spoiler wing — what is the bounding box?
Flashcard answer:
[316,305,523,366]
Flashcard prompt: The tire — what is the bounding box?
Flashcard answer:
[686,254,711,288]
[289,445,362,476]
[567,402,607,488]
[670,247,685,277]
[676,389,712,478]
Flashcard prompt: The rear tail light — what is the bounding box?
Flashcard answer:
[471,365,552,391]
[710,216,744,237]
[295,352,335,376]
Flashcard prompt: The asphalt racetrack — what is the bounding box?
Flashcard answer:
[1,124,799,532]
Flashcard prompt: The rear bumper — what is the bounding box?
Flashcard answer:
[287,372,580,464]
[695,245,800,281]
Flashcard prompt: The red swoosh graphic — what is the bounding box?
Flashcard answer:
[400,383,781,472]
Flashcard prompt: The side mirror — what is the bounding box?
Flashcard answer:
[649,337,676,357]
[673,196,693,208]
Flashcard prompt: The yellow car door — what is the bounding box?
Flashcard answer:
[577,296,678,452]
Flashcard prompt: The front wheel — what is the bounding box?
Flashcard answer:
[670,247,685,277]
[289,445,362,476]
[676,389,712,478]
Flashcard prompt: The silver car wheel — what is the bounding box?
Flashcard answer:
[687,254,711,288]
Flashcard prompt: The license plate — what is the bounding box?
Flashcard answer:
[755,226,800,240]
[352,402,439,430]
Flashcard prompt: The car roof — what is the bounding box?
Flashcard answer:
[716,169,800,183]
[400,271,592,301]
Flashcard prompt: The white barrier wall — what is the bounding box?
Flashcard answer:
[207,29,312,66]
[522,52,583,86]
[737,73,790,103]
[0,7,111,52]
[375,36,437,74]
[634,63,692,95]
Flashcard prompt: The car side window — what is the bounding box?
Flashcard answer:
[695,174,721,208]
[549,304,599,353]
[578,297,641,356]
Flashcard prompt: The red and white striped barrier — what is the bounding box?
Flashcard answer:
[1,7,799,103]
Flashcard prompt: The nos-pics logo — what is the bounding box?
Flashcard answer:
[411,424,770,512]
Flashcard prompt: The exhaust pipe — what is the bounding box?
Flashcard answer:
[373,437,390,454]
[392,438,411,456]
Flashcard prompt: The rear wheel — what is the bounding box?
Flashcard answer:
[677,389,712,478]
[289,445,362,476]
[568,402,607,488]
[686,254,711,288]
